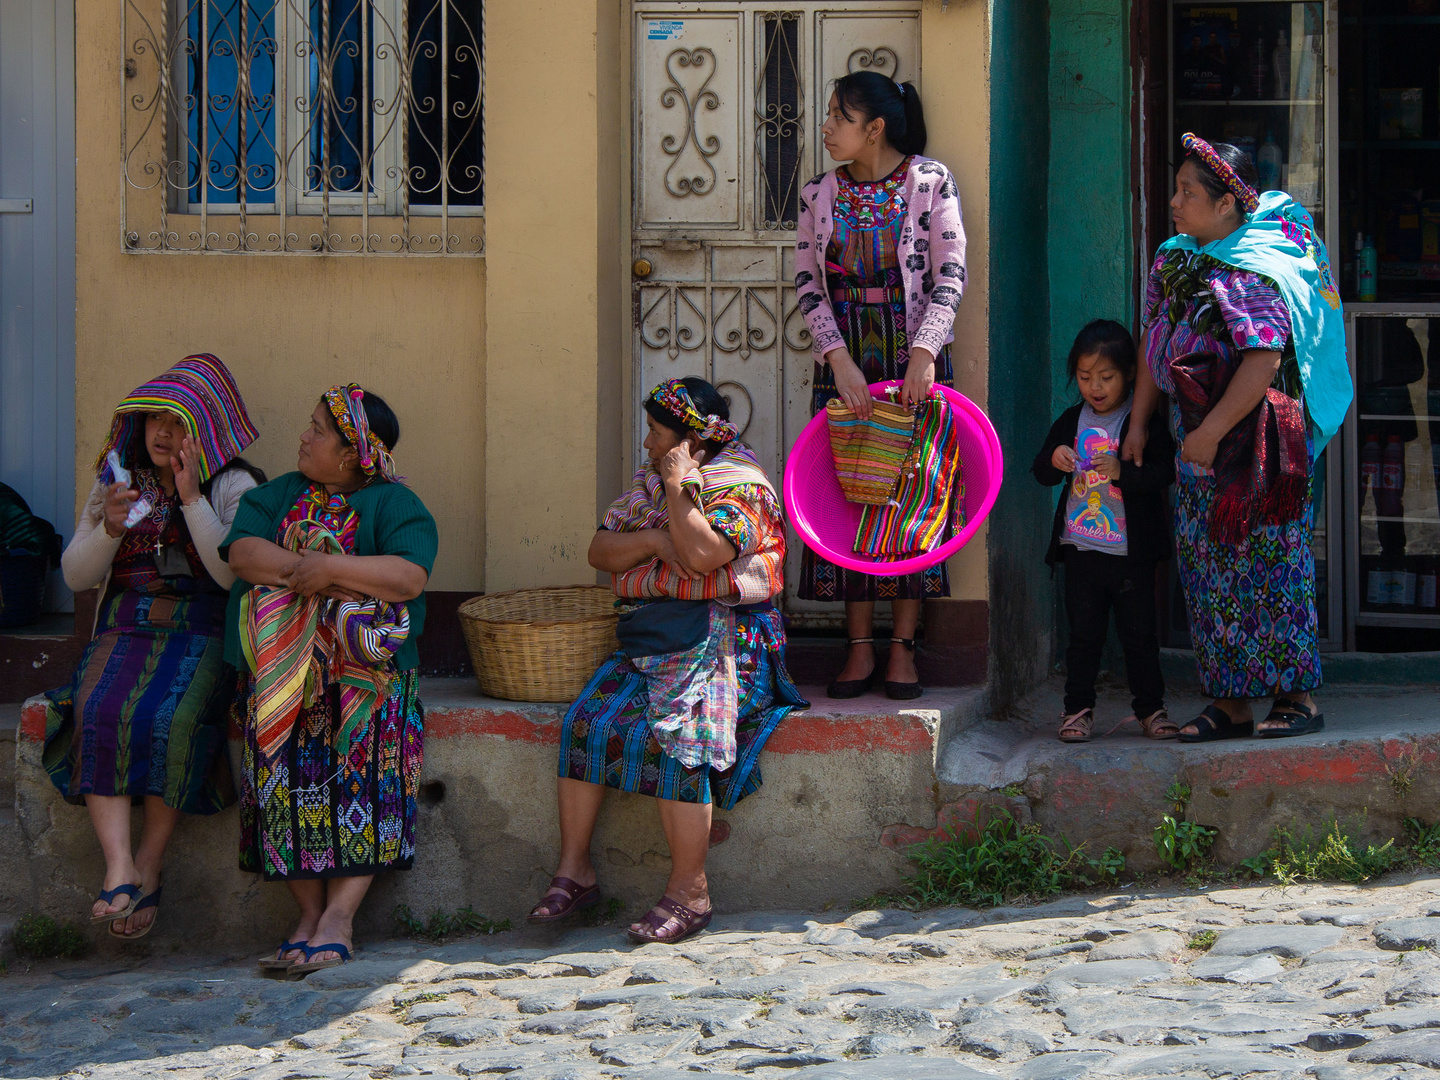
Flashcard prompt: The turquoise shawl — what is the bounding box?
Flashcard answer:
[1157,191,1352,453]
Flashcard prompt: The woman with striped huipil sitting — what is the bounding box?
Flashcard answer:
[224,385,436,975]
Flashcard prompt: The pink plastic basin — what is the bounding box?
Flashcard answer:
[783,380,1003,576]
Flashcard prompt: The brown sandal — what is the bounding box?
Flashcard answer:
[1104,708,1179,740]
[626,895,712,944]
[527,876,601,924]
[1058,708,1094,743]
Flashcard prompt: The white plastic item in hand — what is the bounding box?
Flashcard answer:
[105,450,152,528]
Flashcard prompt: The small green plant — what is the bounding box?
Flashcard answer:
[1407,818,1440,867]
[1239,853,1273,878]
[393,904,510,942]
[1260,820,1397,885]
[1388,748,1420,798]
[1188,930,1217,951]
[1000,783,1025,798]
[891,810,1105,910]
[1154,780,1217,873]
[1088,846,1126,885]
[12,914,90,961]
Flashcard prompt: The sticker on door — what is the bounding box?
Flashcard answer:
[647,20,684,41]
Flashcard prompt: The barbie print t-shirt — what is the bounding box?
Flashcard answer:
[1062,399,1130,556]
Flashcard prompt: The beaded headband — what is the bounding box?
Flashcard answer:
[648,379,739,444]
[324,383,399,482]
[1182,132,1259,215]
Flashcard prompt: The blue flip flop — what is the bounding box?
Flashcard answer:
[258,939,310,971]
[108,886,161,940]
[90,883,141,923]
[289,941,352,977]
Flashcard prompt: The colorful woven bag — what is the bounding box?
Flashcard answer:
[855,395,966,557]
[824,395,917,506]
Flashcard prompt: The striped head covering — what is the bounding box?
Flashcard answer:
[324,383,400,482]
[1181,132,1259,215]
[96,354,258,484]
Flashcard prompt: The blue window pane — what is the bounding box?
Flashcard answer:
[309,0,371,195]
[188,0,277,206]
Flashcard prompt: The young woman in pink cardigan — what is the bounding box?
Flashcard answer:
[794,71,967,700]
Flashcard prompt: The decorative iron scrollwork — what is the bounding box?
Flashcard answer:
[847,46,900,80]
[756,12,802,230]
[660,47,722,198]
[121,0,485,255]
[712,288,778,361]
[639,285,707,360]
[714,380,754,439]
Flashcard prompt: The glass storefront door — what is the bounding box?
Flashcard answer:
[1163,0,1342,648]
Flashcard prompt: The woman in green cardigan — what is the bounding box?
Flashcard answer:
[223,385,437,975]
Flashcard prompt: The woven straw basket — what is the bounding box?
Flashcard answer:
[457,585,618,702]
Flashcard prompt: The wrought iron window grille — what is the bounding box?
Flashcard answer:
[121,0,484,254]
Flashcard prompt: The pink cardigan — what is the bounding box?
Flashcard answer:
[795,155,967,364]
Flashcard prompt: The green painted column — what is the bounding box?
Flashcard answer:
[987,0,1054,708]
[1047,0,1135,416]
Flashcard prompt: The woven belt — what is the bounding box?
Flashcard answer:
[831,286,898,306]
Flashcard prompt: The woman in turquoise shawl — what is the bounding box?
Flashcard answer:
[1123,135,1351,741]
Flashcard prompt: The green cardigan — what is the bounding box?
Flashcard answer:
[219,471,439,671]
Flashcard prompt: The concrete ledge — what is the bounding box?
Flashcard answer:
[9,679,986,949]
[936,678,1440,872]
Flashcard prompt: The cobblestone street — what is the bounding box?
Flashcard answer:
[12,878,1440,1078]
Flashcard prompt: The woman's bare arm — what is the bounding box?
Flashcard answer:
[589,529,661,572]
[227,536,301,587]
[292,553,428,602]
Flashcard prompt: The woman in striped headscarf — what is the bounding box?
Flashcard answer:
[224,385,436,975]
[44,354,265,940]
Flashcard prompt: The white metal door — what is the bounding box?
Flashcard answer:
[1,0,77,606]
[630,2,919,619]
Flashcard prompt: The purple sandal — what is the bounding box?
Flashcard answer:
[626,895,712,945]
[527,876,601,924]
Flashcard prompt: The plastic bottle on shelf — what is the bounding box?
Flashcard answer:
[1420,558,1438,611]
[1360,236,1379,302]
[1361,433,1382,508]
[1248,36,1270,100]
[1381,434,1405,517]
[1272,30,1290,99]
[1258,132,1282,191]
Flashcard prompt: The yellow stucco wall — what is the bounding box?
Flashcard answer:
[923,0,991,601]
[76,0,988,604]
[76,2,485,593]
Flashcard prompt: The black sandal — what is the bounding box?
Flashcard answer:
[884,637,923,701]
[827,638,876,699]
[1177,703,1254,743]
[1258,697,1324,739]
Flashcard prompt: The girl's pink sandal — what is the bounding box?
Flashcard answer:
[1058,708,1094,743]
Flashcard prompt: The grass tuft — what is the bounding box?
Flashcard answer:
[393,904,511,943]
[13,914,91,961]
[886,810,1124,910]
[1244,818,1398,885]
